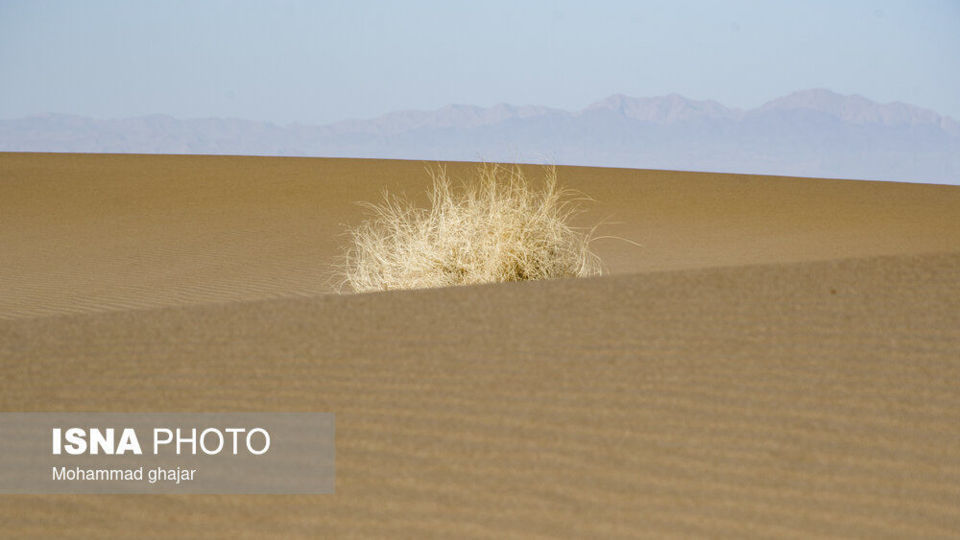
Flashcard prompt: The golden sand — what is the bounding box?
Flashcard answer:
[2,152,958,319]
[1,153,958,537]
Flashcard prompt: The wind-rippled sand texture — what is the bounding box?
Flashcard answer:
[2,152,959,319]
[1,253,959,538]
[2,152,959,537]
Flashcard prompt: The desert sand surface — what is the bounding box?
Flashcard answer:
[2,152,959,537]
[2,252,959,538]
[2,152,959,319]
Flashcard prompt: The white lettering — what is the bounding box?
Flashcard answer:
[200,428,224,455]
[64,427,86,455]
[247,428,270,455]
[153,428,173,454]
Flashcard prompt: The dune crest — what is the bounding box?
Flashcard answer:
[2,152,959,319]
[2,252,959,536]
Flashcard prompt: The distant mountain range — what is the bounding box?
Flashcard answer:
[2,89,958,184]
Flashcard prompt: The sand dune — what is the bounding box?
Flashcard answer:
[2,252,959,537]
[2,152,959,537]
[2,152,959,319]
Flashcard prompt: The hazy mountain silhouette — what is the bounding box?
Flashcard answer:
[2,89,958,184]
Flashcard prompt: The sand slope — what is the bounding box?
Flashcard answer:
[2,152,959,319]
[2,252,959,538]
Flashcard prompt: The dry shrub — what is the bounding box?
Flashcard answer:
[340,163,603,292]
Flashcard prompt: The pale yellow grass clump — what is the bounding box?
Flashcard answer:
[341,164,603,292]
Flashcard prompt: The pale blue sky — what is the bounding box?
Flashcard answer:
[1,0,958,124]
